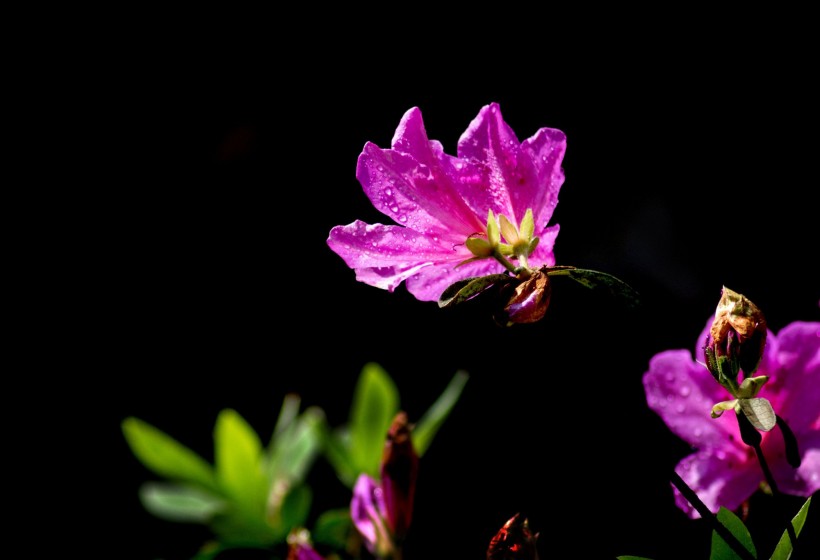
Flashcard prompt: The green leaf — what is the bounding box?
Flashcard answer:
[268,405,325,485]
[412,370,469,457]
[548,267,641,308]
[122,417,219,494]
[214,409,269,516]
[323,426,358,487]
[438,273,512,308]
[312,508,354,550]
[770,496,811,560]
[272,393,302,441]
[710,506,757,560]
[349,362,399,477]
[138,481,226,523]
[278,484,312,537]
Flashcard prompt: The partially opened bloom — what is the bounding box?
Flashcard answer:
[327,103,566,302]
[643,317,820,518]
[350,412,419,558]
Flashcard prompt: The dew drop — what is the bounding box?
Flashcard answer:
[378,165,384,172]
[390,205,399,213]
[694,427,703,438]
[716,450,727,461]
[399,215,407,223]
[676,403,686,413]
[385,188,392,196]
[679,386,691,397]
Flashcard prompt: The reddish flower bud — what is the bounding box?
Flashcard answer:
[380,411,419,541]
[487,513,540,560]
[497,269,551,326]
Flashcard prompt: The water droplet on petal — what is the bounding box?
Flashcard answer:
[676,403,686,413]
[385,188,392,196]
[679,386,691,397]
[378,165,384,171]
[716,450,727,460]
[390,205,399,213]
[694,427,703,438]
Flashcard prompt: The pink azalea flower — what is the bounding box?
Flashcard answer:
[350,473,393,558]
[327,103,566,302]
[643,318,820,518]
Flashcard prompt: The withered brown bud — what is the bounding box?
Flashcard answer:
[709,287,767,377]
[498,269,551,326]
[380,411,419,541]
[487,513,540,560]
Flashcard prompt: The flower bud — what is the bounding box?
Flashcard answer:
[487,513,540,560]
[706,287,767,379]
[380,411,419,541]
[497,269,551,326]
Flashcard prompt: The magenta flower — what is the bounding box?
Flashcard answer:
[643,317,820,518]
[327,103,566,302]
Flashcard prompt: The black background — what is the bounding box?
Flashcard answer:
[62,24,820,560]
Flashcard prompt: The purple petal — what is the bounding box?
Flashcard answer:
[404,256,512,302]
[765,321,820,434]
[673,450,763,519]
[520,127,567,230]
[356,107,486,236]
[763,424,820,497]
[350,474,389,554]
[643,349,737,448]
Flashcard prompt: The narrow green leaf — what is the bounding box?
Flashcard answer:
[268,406,325,484]
[412,370,469,457]
[349,362,399,477]
[710,506,757,560]
[438,274,512,308]
[122,417,218,493]
[312,508,354,550]
[323,426,358,487]
[214,409,268,515]
[272,393,302,442]
[770,496,811,560]
[551,267,641,308]
[138,482,226,523]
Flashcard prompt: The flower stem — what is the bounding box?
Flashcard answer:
[493,252,519,274]
[669,471,756,560]
[751,442,800,557]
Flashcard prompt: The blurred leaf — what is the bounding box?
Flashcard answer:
[272,393,302,441]
[214,409,269,517]
[138,482,226,523]
[268,405,325,485]
[412,370,469,456]
[349,362,399,477]
[278,484,312,538]
[710,507,757,560]
[312,508,354,550]
[770,496,811,560]
[122,417,219,494]
[323,426,358,488]
[438,273,511,308]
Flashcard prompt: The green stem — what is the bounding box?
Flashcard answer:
[752,443,800,557]
[669,471,756,560]
[492,252,519,274]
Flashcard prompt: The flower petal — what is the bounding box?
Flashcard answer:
[673,450,761,519]
[763,424,820,497]
[643,349,737,448]
[356,108,486,236]
[327,221,467,294]
[350,474,389,555]
[405,256,513,302]
[520,126,567,230]
[766,321,820,434]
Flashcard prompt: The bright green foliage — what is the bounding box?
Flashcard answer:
[323,362,470,487]
[710,507,757,560]
[770,496,812,560]
[122,395,324,549]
